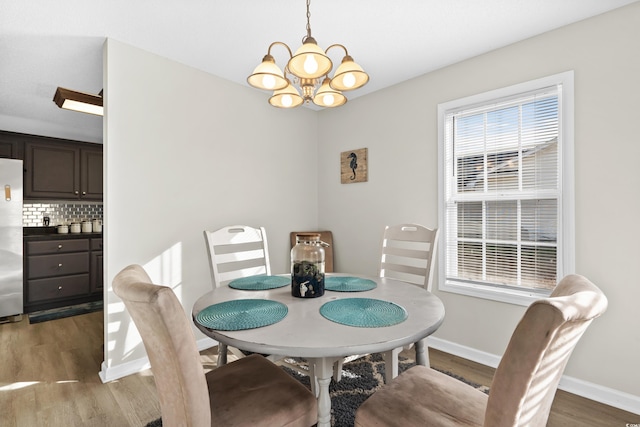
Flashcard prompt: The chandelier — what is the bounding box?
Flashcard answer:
[247,0,369,109]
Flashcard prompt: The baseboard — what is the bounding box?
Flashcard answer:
[99,357,151,383]
[427,336,640,415]
[558,375,640,416]
[99,337,218,383]
[196,336,217,352]
[428,336,502,369]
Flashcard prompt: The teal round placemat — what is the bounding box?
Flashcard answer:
[319,298,407,327]
[196,299,288,331]
[325,276,377,292]
[228,275,290,290]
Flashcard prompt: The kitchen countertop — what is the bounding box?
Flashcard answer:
[23,227,103,240]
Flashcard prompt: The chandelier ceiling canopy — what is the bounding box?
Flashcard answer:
[247,0,369,109]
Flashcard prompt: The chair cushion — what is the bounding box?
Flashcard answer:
[355,365,486,427]
[207,354,317,427]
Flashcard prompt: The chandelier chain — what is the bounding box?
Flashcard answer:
[305,0,312,40]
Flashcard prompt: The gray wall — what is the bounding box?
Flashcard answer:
[100,38,318,379]
[316,2,640,404]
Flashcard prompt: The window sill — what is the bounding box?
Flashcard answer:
[439,280,551,307]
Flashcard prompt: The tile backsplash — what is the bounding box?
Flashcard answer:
[23,202,103,227]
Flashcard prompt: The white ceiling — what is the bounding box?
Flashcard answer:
[1,0,637,142]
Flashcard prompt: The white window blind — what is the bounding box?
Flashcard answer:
[438,73,574,304]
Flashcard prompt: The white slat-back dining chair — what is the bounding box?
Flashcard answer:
[203,225,317,389]
[334,224,439,383]
[379,224,439,292]
[204,225,271,288]
[203,225,277,366]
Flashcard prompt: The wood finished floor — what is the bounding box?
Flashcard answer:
[1,310,638,426]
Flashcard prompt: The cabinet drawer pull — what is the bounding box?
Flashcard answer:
[74,190,79,195]
[58,263,63,268]
[82,191,86,195]
[58,244,63,249]
[58,285,63,290]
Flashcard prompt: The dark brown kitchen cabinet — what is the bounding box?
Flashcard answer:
[82,149,103,199]
[0,140,21,159]
[0,130,24,159]
[24,235,102,313]
[90,238,103,293]
[24,139,103,200]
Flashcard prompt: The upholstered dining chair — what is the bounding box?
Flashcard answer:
[354,274,608,427]
[113,264,317,427]
[335,224,439,382]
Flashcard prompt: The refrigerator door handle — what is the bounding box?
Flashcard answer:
[4,184,11,201]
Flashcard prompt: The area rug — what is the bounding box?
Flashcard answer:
[145,353,489,427]
[28,300,103,324]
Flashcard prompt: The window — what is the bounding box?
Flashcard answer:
[437,72,574,306]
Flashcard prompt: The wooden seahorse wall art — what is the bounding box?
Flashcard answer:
[340,148,368,184]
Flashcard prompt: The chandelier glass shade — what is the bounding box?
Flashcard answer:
[247,0,369,109]
[288,37,333,80]
[330,55,369,91]
[269,80,304,108]
[247,55,288,91]
[313,77,346,107]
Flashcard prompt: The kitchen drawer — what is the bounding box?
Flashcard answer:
[27,239,89,255]
[27,253,89,279]
[28,274,90,302]
[91,238,103,251]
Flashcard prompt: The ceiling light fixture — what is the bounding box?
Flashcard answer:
[53,87,103,116]
[247,0,369,109]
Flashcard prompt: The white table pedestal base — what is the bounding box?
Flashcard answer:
[309,357,340,427]
[415,338,429,367]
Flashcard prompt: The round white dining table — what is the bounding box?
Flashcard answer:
[192,274,445,427]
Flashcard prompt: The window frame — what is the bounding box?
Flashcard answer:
[437,71,575,306]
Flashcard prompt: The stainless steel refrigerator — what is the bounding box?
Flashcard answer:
[0,158,23,321]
